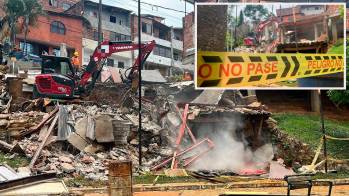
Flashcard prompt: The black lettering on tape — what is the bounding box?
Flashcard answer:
[323,56,329,60]
[337,67,342,71]
[314,70,321,74]
[228,56,244,62]
[330,68,336,72]
[331,56,337,60]
[338,56,343,59]
[202,56,222,63]
[200,79,221,87]
[227,77,243,85]
[249,75,262,82]
[322,69,329,73]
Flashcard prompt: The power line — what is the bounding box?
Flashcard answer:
[111,0,185,21]
[129,0,187,14]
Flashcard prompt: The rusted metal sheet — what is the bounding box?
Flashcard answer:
[95,115,114,143]
[109,161,132,196]
[7,78,22,100]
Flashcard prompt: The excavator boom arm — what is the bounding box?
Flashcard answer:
[79,40,155,88]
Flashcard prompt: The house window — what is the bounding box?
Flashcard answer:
[173,52,181,61]
[118,61,124,68]
[107,58,114,67]
[19,42,34,55]
[51,21,66,35]
[53,48,61,56]
[110,32,131,41]
[153,45,171,58]
[142,22,152,34]
[110,16,116,23]
[62,3,71,10]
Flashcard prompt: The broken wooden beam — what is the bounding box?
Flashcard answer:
[0,140,25,154]
[29,114,58,169]
[23,107,58,137]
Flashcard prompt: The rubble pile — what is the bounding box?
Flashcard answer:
[0,81,322,182]
[0,111,45,140]
[265,117,314,166]
[9,101,175,180]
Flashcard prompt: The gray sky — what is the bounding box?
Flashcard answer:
[91,0,194,27]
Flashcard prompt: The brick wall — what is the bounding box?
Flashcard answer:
[16,13,83,61]
[39,0,80,13]
[183,12,194,55]
[197,5,227,51]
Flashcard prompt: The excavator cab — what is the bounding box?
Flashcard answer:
[34,55,77,99]
[34,40,156,99]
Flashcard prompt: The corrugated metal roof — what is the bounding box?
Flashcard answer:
[0,165,20,182]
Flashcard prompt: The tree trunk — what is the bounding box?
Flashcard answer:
[197,5,228,51]
[24,16,29,56]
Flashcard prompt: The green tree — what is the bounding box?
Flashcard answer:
[5,0,44,53]
[4,0,24,48]
[243,5,271,23]
[21,0,44,56]
[327,39,349,107]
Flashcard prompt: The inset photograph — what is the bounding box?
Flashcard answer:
[196,3,346,89]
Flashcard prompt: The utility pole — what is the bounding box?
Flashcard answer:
[98,0,102,44]
[169,27,174,77]
[319,90,328,173]
[137,0,142,167]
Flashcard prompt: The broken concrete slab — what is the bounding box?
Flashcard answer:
[191,90,225,105]
[68,117,90,151]
[95,115,114,143]
[86,115,95,140]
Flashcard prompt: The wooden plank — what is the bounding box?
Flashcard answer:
[23,107,58,137]
[29,114,58,169]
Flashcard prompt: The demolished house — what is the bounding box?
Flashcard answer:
[276,4,344,53]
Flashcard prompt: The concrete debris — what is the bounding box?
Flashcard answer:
[0,81,303,182]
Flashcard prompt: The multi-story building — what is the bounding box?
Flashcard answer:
[131,14,183,76]
[9,0,85,62]
[66,0,132,68]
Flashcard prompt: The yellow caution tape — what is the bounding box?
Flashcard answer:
[325,135,349,141]
[197,51,344,87]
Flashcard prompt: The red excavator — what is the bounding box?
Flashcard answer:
[34,40,155,99]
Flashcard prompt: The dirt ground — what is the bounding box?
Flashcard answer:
[84,185,349,196]
[256,91,349,121]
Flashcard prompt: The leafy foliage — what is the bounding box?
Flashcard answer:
[243,5,271,23]
[327,39,349,107]
[4,0,44,49]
